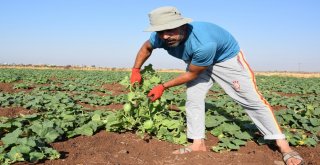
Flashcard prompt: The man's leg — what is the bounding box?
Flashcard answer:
[173,67,213,153]
[210,51,303,164]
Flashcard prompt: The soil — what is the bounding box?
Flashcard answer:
[274,92,301,97]
[271,105,287,111]
[0,107,36,118]
[34,131,318,165]
[102,83,127,96]
[78,102,123,111]
[0,82,15,93]
[0,82,34,93]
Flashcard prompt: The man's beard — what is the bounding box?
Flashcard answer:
[166,39,181,47]
[165,30,185,47]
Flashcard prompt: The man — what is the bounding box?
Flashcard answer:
[130,6,304,165]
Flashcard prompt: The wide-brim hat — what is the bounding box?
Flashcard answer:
[144,6,192,32]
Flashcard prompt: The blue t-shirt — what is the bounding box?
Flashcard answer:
[149,22,240,66]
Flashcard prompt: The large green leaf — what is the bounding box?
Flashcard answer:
[234,132,252,140]
[1,128,22,146]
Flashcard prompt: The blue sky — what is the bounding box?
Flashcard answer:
[1,1,319,72]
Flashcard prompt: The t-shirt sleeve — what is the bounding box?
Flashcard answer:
[149,32,164,49]
[191,42,217,66]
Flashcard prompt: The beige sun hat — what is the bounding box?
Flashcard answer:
[144,6,192,32]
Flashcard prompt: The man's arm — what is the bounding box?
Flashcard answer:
[162,64,208,89]
[133,40,154,68]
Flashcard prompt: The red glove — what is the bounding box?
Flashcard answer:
[130,68,142,84]
[148,84,165,101]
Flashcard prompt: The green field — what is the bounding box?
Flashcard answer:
[0,66,319,164]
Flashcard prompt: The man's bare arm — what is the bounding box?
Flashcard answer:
[162,64,208,89]
[133,40,154,69]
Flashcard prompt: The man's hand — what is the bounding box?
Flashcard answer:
[148,84,165,101]
[130,68,142,84]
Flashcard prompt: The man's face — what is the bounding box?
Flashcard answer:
[157,26,185,47]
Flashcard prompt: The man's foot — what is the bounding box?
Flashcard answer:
[173,147,193,154]
[172,139,206,154]
[276,139,304,165]
[282,151,304,165]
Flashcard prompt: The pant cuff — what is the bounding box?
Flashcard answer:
[264,134,286,140]
[187,135,205,140]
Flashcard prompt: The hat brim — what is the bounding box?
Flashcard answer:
[144,18,192,32]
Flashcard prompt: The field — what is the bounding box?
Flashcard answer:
[0,66,319,165]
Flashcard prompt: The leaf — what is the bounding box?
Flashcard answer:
[15,145,31,154]
[205,116,221,128]
[157,126,169,139]
[17,137,35,147]
[127,92,135,102]
[1,128,22,146]
[30,122,46,136]
[172,133,187,144]
[227,143,240,150]
[150,76,161,84]
[44,130,60,143]
[7,146,24,161]
[0,123,12,129]
[224,123,241,133]
[29,152,45,162]
[219,137,231,146]
[310,118,320,126]
[305,137,317,147]
[76,125,93,136]
[92,113,101,122]
[282,114,294,122]
[43,147,60,160]
[232,139,247,146]
[62,114,76,121]
[142,80,151,90]
[143,120,154,130]
[166,120,180,130]
[26,138,37,147]
[211,145,225,152]
[119,76,129,86]
[211,128,223,136]
[314,108,320,115]
[234,132,252,140]
[0,147,4,154]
